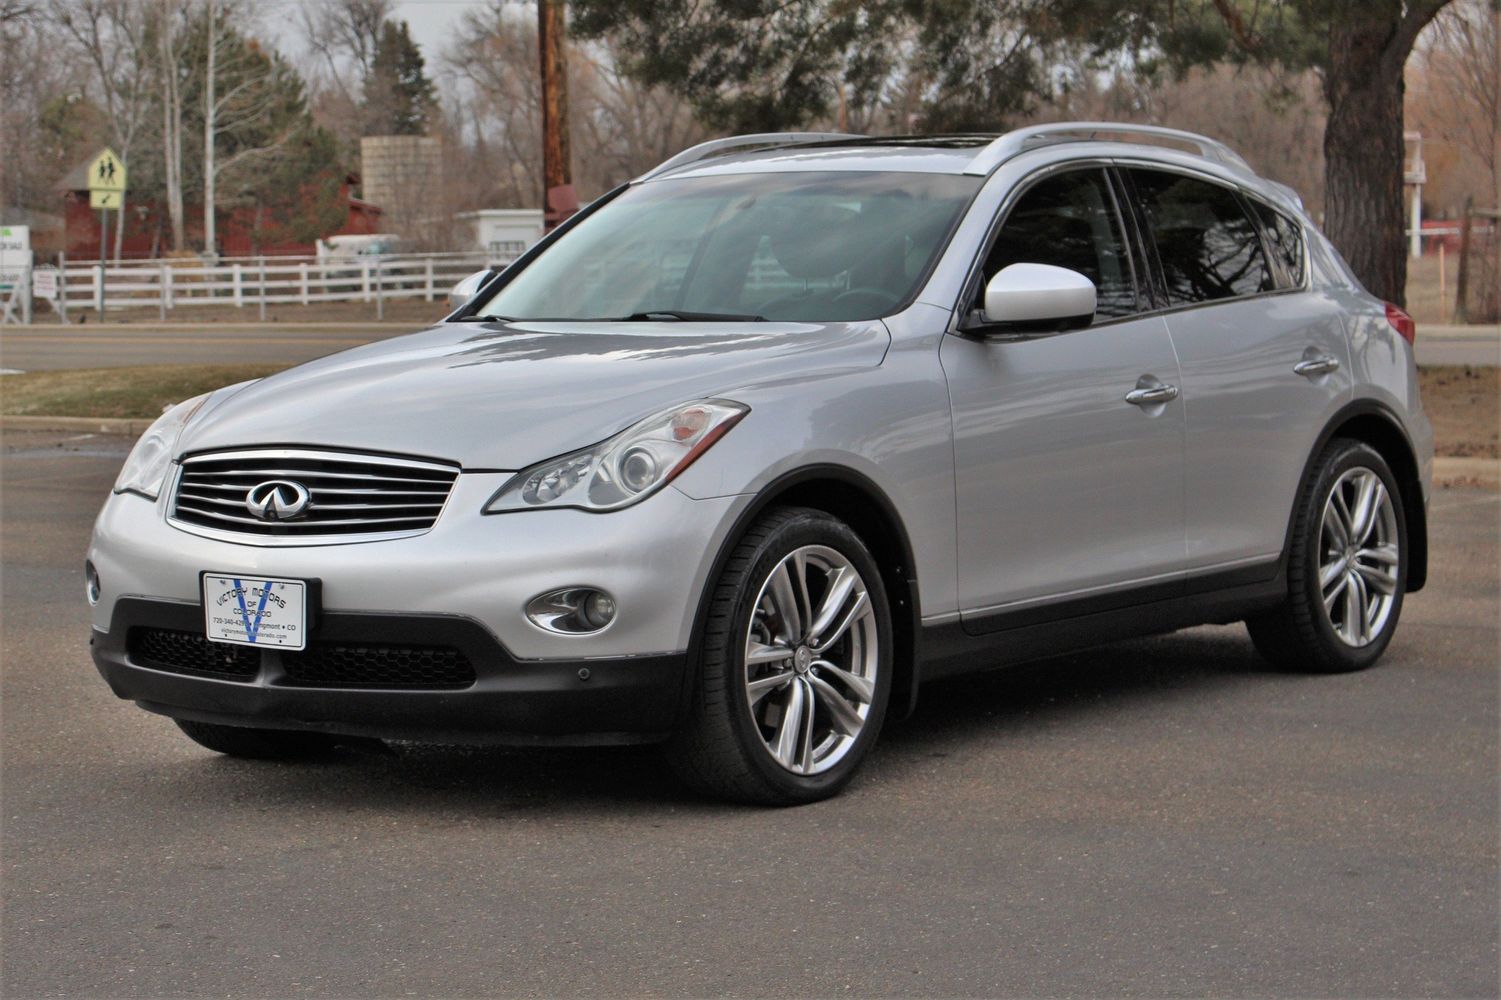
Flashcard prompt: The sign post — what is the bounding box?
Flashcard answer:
[87,147,128,317]
[0,225,31,326]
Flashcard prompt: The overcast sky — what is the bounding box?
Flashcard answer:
[390,0,488,65]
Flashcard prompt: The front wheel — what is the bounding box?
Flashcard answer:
[1246,439,1408,673]
[668,507,892,804]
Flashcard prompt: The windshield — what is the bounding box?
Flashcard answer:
[473,171,981,323]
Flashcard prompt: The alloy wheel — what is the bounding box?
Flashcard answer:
[1318,466,1400,647]
[743,544,879,775]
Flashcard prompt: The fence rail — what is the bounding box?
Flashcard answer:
[9,251,512,323]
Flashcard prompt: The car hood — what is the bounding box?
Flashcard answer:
[180,319,890,469]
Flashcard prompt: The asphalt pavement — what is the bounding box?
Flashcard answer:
[1,428,1496,997]
[0,321,1496,372]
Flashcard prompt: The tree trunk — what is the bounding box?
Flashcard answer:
[159,5,186,253]
[1322,13,1408,305]
[203,0,217,259]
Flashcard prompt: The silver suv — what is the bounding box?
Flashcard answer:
[87,124,1432,803]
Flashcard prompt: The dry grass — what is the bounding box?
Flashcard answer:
[1419,365,1500,459]
[0,365,282,419]
[35,297,447,327]
[1407,252,1463,325]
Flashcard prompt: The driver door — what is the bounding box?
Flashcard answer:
[939,167,1187,632]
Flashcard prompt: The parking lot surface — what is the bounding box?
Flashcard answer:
[2,428,1496,997]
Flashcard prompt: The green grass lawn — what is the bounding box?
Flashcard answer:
[0,365,283,419]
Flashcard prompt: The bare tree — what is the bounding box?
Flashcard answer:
[159,0,187,251]
[296,0,392,151]
[1410,0,1499,212]
[298,0,391,100]
[442,4,708,211]
[50,0,154,259]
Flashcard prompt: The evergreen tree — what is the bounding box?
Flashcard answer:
[570,0,1461,304]
[363,19,436,135]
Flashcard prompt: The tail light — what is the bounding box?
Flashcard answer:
[1385,303,1416,344]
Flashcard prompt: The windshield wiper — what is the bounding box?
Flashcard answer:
[451,314,516,322]
[616,310,766,322]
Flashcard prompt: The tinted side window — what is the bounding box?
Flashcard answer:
[1129,169,1274,305]
[1251,201,1307,288]
[982,169,1137,319]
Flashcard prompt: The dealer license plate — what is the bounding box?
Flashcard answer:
[203,574,307,650]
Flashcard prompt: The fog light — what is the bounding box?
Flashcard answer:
[84,560,101,605]
[526,588,617,634]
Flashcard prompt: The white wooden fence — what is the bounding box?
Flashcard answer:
[47,251,512,319]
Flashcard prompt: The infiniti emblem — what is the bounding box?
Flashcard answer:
[245,480,312,521]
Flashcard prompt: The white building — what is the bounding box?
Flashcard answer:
[458,209,545,264]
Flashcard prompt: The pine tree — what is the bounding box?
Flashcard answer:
[363,19,436,136]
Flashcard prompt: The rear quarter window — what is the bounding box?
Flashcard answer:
[1250,201,1308,289]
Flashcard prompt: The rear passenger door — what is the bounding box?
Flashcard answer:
[1123,167,1352,582]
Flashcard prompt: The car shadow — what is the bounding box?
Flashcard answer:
[159,625,1280,814]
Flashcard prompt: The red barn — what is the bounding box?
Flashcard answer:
[56,161,382,260]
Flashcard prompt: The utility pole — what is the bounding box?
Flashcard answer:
[538,0,576,231]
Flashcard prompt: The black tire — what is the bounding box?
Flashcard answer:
[175,719,338,759]
[1246,438,1408,673]
[667,506,893,805]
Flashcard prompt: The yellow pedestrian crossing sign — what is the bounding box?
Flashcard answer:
[90,189,122,209]
[88,148,127,195]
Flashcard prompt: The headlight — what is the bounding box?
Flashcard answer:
[485,399,748,513]
[112,393,210,499]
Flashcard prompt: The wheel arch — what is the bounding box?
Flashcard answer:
[1291,400,1428,592]
[682,465,924,723]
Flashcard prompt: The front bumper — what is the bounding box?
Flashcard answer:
[87,474,750,742]
[88,475,744,661]
[93,598,688,744]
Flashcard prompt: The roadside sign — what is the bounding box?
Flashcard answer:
[90,190,123,210]
[88,148,127,194]
[32,266,58,301]
[0,225,30,291]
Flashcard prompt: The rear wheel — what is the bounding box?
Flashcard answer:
[1246,439,1407,673]
[175,719,338,759]
[668,507,892,804]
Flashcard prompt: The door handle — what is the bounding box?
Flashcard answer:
[1125,383,1179,406]
[1293,355,1340,378]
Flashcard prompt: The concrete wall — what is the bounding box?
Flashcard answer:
[360,136,443,238]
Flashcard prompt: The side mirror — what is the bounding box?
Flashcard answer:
[448,269,494,309]
[978,263,1096,336]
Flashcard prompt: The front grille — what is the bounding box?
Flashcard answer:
[129,627,259,679]
[281,643,476,689]
[170,448,459,541]
[126,627,475,689]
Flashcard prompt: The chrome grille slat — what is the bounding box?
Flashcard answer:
[170,448,460,542]
[181,468,452,485]
[177,482,449,498]
[175,492,444,513]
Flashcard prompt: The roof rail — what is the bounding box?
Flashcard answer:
[636,132,865,182]
[964,122,1253,176]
